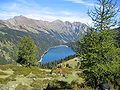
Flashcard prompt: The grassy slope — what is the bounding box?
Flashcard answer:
[56,58,84,84]
[58,57,79,69]
[0,65,52,89]
[0,58,84,90]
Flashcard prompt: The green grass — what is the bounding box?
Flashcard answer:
[12,66,50,77]
[0,75,16,84]
[13,67,31,76]
[30,79,52,89]
[59,70,84,84]
[15,84,31,90]
[0,64,85,89]
[52,67,73,75]
[58,57,79,69]
[0,71,8,75]
[0,64,15,70]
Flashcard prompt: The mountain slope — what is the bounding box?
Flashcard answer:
[0,16,88,64]
[2,15,88,42]
[0,27,61,64]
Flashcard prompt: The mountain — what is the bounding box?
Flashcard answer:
[0,15,88,64]
[2,15,88,42]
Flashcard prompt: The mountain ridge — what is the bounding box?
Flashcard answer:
[1,15,88,43]
[0,15,88,64]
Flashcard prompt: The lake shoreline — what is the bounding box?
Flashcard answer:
[40,45,76,64]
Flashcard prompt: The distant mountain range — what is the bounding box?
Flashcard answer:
[0,15,88,64]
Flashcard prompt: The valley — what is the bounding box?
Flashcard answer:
[0,16,88,90]
[0,16,88,64]
[0,0,120,89]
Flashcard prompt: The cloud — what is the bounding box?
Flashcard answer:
[0,0,92,24]
[64,0,95,6]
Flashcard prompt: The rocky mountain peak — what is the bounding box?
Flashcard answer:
[0,15,88,42]
[52,19,63,24]
[13,15,27,19]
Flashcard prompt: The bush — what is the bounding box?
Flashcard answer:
[45,80,72,90]
[31,79,52,89]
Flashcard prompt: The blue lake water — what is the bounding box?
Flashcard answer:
[40,45,76,64]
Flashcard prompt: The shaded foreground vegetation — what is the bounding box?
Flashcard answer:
[0,63,88,90]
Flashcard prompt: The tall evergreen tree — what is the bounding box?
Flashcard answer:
[17,36,38,66]
[88,0,119,31]
[77,0,120,88]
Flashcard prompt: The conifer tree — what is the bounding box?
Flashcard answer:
[17,36,38,66]
[77,0,120,88]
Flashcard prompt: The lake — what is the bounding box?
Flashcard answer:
[40,45,76,64]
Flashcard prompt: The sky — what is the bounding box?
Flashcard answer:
[0,0,120,24]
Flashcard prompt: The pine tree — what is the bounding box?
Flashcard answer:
[77,0,120,88]
[88,0,119,31]
[17,36,38,66]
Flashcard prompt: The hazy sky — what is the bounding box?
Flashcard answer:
[0,0,120,24]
